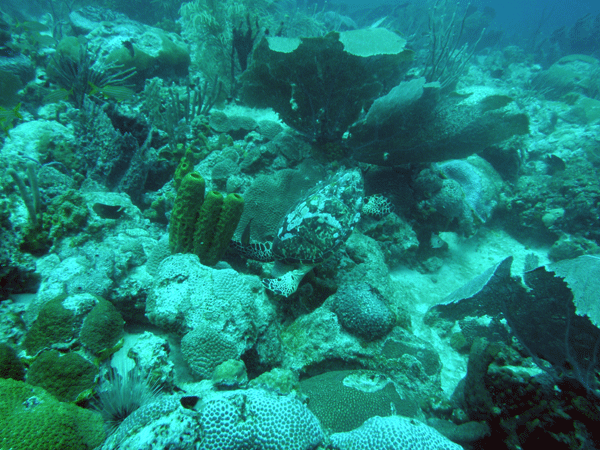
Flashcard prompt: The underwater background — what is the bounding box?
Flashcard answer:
[1,0,600,449]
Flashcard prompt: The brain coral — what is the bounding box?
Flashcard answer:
[332,283,396,341]
[198,389,324,450]
[300,370,418,433]
[146,253,276,353]
[79,296,125,356]
[0,377,105,450]
[23,295,76,355]
[102,389,323,450]
[181,326,242,379]
[330,415,463,450]
[26,349,98,402]
[0,343,25,380]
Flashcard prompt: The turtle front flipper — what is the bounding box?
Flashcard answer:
[262,265,314,297]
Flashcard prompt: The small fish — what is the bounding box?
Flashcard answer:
[0,46,19,57]
[545,154,566,175]
[43,88,72,104]
[122,40,135,58]
[0,103,22,121]
[0,103,22,134]
[241,218,253,247]
[88,82,135,101]
[29,32,56,47]
[18,21,50,32]
[430,232,448,250]
[370,17,388,28]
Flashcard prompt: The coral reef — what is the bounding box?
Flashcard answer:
[2,3,600,450]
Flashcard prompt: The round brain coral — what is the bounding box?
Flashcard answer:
[0,377,105,449]
[26,349,98,402]
[79,297,125,356]
[23,295,76,355]
[0,343,25,380]
[181,326,241,379]
[330,415,463,450]
[198,389,324,450]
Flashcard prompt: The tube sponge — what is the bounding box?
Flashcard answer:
[207,193,244,266]
[193,192,244,265]
[169,172,205,253]
[193,190,223,264]
[170,172,244,265]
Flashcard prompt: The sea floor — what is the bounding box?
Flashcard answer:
[390,226,550,394]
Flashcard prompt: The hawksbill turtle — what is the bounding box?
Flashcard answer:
[235,167,365,296]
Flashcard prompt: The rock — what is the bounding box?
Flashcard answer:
[68,6,189,84]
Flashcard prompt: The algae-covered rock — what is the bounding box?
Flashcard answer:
[415,155,504,236]
[67,6,190,86]
[349,81,529,166]
[105,29,190,82]
[533,54,600,99]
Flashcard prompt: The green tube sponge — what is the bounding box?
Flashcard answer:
[207,193,244,266]
[169,172,205,254]
[193,190,224,265]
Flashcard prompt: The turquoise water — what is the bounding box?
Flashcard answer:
[0,1,599,449]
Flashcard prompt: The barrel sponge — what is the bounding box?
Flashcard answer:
[169,172,206,254]
[26,350,98,402]
[330,416,464,450]
[193,190,223,264]
[206,193,244,266]
[0,377,105,450]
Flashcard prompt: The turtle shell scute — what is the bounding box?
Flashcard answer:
[272,168,364,264]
